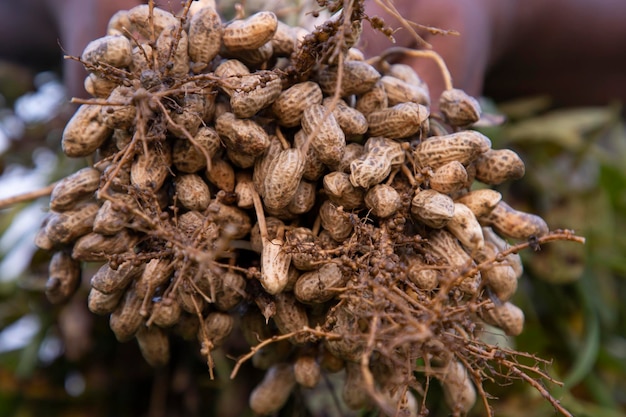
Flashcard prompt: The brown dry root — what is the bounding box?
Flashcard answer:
[12,0,585,416]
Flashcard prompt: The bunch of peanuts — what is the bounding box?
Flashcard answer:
[34,1,553,414]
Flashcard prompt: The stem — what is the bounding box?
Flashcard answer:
[0,182,57,209]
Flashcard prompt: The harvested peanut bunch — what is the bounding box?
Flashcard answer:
[32,1,584,416]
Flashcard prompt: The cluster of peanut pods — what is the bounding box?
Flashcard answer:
[35,1,551,415]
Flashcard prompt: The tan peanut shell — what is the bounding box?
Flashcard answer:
[293,355,321,388]
[45,251,81,304]
[407,257,440,290]
[319,200,353,242]
[364,136,406,166]
[72,230,138,262]
[172,125,220,172]
[439,88,482,127]
[482,226,523,279]
[287,180,316,215]
[294,262,346,304]
[364,184,402,218]
[88,288,123,315]
[438,360,476,414]
[175,174,211,211]
[235,171,255,209]
[260,237,292,294]
[273,292,309,345]
[380,75,430,106]
[156,23,189,77]
[323,171,364,210]
[249,364,296,415]
[150,298,182,328]
[335,142,365,173]
[81,35,132,68]
[349,151,391,189]
[93,196,135,235]
[474,148,526,185]
[445,203,485,252]
[253,136,283,197]
[222,11,278,51]
[481,301,525,336]
[263,148,306,210]
[223,42,273,68]
[90,260,144,294]
[475,241,518,301]
[207,157,236,192]
[84,73,117,98]
[109,286,144,342]
[429,161,468,195]
[323,97,368,136]
[454,189,502,218]
[187,5,222,73]
[414,131,492,170]
[480,201,549,240]
[316,60,380,96]
[130,141,172,191]
[199,312,234,348]
[250,217,284,253]
[45,202,99,244]
[355,79,387,115]
[62,104,112,158]
[271,20,299,56]
[214,271,246,311]
[229,72,283,118]
[272,81,323,127]
[125,5,178,39]
[301,104,346,167]
[136,325,170,367]
[294,130,326,181]
[411,189,455,229]
[385,63,428,89]
[214,58,250,79]
[216,112,270,157]
[207,200,252,239]
[135,258,174,299]
[367,102,429,139]
[427,229,481,295]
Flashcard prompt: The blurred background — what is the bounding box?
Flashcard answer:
[0,1,625,416]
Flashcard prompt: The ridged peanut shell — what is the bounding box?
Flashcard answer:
[474,149,526,185]
[81,35,132,68]
[272,81,323,127]
[367,102,429,139]
[222,11,278,51]
[187,5,222,73]
[62,105,112,158]
[480,201,549,240]
[411,189,455,229]
[263,148,306,210]
[414,131,492,170]
[45,251,81,304]
[249,364,296,415]
[364,184,402,218]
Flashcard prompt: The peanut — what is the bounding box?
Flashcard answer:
[301,104,346,167]
[272,81,323,127]
[249,363,296,415]
[474,149,526,185]
[414,131,492,170]
[45,251,81,304]
[364,184,402,218]
[222,11,278,51]
[62,104,112,158]
[187,5,223,73]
